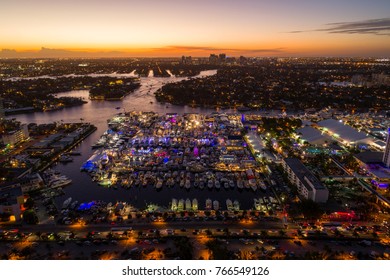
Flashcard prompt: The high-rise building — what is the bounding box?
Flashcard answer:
[383,128,390,168]
[218,53,226,62]
[209,54,218,65]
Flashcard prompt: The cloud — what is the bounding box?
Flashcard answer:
[287,18,390,36]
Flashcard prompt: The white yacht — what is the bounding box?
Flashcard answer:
[171,198,178,211]
[62,197,72,209]
[213,200,220,211]
[185,198,191,210]
[205,198,212,210]
[192,199,198,211]
[233,200,240,211]
[226,199,233,211]
[178,199,184,211]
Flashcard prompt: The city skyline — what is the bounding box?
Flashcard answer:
[1,0,390,58]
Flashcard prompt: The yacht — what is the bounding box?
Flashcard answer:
[171,198,178,211]
[62,197,72,209]
[192,199,198,211]
[213,200,220,211]
[178,199,184,211]
[101,154,109,165]
[98,179,112,186]
[205,198,212,210]
[233,200,240,211]
[185,198,191,210]
[253,199,261,211]
[226,199,233,211]
[70,200,79,210]
[155,178,163,189]
[185,179,191,189]
[249,179,257,191]
[259,180,267,191]
[59,155,73,163]
[50,179,72,188]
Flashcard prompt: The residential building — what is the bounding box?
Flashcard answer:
[282,158,329,203]
[0,184,24,221]
[1,123,29,146]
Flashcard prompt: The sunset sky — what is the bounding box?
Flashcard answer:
[1,0,390,57]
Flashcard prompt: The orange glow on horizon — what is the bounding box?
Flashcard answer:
[2,1,390,58]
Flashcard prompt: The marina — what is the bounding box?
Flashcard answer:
[10,72,283,212]
[76,111,280,211]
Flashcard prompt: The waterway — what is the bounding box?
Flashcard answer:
[9,70,271,210]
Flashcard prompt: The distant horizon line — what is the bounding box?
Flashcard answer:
[0,55,389,59]
[1,46,389,59]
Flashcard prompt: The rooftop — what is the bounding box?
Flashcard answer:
[284,158,326,191]
[297,126,331,144]
[317,119,372,144]
[354,151,384,164]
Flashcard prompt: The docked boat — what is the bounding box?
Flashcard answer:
[101,154,109,165]
[192,198,198,211]
[185,198,191,210]
[62,197,72,209]
[155,178,163,189]
[59,155,73,163]
[207,180,213,189]
[98,179,112,186]
[205,198,212,210]
[215,180,220,189]
[213,200,220,211]
[226,199,233,211]
[249,179,257,191]
[254,198,261,211]
[193,181,199,188]
[233,200,240,211]
[171,198,178,211]
[237,180,244,189]
[50,179,72,188]
[185,180,191,189]
[70,200,79,210]
[229,180,235,188]
[259,180,267,191]
[178,199,184,211]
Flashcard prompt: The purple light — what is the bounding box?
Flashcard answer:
[194,147,199,156]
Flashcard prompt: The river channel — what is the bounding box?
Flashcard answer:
[9,70,269,210]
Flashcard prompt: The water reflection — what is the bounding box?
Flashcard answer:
[10,70,262,209]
